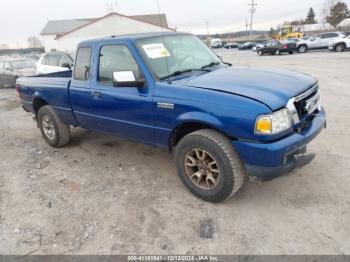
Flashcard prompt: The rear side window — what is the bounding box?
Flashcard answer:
[321,33,338,39]
[46,54,59,66]
[74,47,92,81]
[59,55,73,66]
[98,45,140,83]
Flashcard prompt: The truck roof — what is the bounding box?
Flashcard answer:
[79,31,190,45]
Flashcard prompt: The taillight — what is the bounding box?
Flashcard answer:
[283,44,288,49]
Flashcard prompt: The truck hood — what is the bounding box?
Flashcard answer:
[176,66,317,110]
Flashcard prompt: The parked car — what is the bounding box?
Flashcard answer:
[329,35,350,52]
[297,32,346,53]
[252,41,269,51]
[224,42,239,49]
[36,52,74,75]
[0,58,36,88]
[257,40,297,56]
[210,38,222,48]
[301,36,314,41]
[17,32,326,203]
[23,53,41,61]
[238,42,257,50]
[281,38,301,44]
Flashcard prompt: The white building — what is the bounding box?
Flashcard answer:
[40,13,173,52]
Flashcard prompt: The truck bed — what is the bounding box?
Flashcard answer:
[17,70,77,125]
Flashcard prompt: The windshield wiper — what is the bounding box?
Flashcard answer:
[201,61,220,69]
[160,68,210,81]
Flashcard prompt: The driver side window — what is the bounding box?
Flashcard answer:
[98,45,140,84]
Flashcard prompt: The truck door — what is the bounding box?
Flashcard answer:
[71,43,155,146]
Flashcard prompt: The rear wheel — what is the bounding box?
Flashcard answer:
[175,129,245,203]
[275,49,281,55]
[335,43,345,52]
[38,105,71,148]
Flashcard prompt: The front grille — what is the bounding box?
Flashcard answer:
[293,84,319,119]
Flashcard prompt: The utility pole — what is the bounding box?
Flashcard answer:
[248,0,258,40]
[245,18,249,37]
[206,22,211,46]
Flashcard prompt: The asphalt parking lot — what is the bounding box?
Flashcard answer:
[0,49,349,255]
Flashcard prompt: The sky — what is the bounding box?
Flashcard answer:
[1,0,350,48]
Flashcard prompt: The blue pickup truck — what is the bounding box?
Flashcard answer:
[17,32,326,202]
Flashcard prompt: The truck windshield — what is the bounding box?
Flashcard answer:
[136,35,221,79]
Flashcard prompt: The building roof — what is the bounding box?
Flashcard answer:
[40,19,95,35]
[41,13,169,36]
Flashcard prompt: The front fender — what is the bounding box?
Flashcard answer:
[175,111,224,129]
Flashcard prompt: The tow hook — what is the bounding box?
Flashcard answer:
[293,153,315,168]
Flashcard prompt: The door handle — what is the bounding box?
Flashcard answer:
[92,91,101,98]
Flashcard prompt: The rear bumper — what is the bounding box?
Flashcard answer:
[233,108,326,180]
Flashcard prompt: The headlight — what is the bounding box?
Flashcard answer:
[255,108,292,135]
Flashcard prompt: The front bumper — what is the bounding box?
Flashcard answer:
[233,109,326,180]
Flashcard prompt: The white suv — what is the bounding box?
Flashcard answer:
[297,32,346,53]
[329,35,350,52]
[36,52,74,75]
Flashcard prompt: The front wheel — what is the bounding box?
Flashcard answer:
[257,50,263,56]
[275,49,281,55]
[335,43,345,52]
[175,129,245,202]
[298,45,308,53]
[38,105,71,148]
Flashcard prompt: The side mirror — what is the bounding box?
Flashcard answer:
[62,63,72,69]
[112,71,146,88]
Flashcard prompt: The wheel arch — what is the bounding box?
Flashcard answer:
[168,112,234,150]
[33,95,49,116]
[335,42,346,49]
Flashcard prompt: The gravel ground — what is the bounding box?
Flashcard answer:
[0,49,349,255]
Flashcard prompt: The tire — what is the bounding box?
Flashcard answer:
[275,49,281,55]
[257,50,263,56]
[335,43,345,52]
[289,51,294,55]
[298,45,308,53]
[175,129,245,203]
[37,105,71,148]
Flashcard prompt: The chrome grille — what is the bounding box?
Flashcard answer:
[287,84,320,124]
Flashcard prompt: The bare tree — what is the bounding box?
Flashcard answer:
[27,36,43,48]
[320,0,333,29]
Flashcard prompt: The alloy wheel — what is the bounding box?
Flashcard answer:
[184,148,221,190]
[42,114,56,140]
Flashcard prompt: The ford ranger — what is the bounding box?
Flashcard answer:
[17,32,326,202]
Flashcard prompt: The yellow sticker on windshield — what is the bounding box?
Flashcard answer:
[142,43,170,59]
